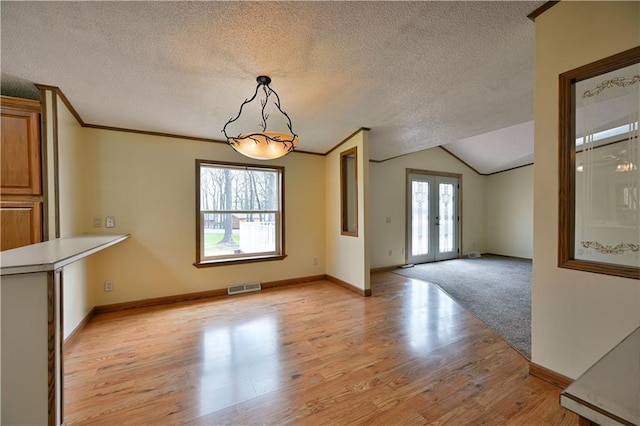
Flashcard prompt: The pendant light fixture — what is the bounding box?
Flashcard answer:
[222,76,299,160]
[615,161,637,172]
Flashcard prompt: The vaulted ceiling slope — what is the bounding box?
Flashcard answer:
[1,1,544,173]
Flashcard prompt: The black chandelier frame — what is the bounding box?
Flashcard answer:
[222,76,298,155]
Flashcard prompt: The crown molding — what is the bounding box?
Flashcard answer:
[34,85,362,157]
[527,1,560,22]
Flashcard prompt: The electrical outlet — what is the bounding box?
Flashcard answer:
[92,217,102,228]
[104,280,113,292]
[105,216,115,228]
[313,257,318,266]
[388,249,392,256]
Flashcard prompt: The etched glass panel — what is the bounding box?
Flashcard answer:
[439,183,455,253]
[411,181,429,256]
[574,63,639,268]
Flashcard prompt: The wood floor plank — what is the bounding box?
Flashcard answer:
[64,274,576,425]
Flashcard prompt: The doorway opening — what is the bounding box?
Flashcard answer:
[406,169,461,264]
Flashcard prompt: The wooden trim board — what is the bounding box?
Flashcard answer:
[63,307,96,350]
[95,288,228,314]
[326,274,371,297]
[527,1,560,22]
[370,265,402,273]
[262,274,326,290]
[529,362,573,389]
[95,275,332,314]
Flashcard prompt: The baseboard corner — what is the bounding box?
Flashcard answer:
[64,307,96,351]
[326,274,371,297]
[371,265,402,273]
[529,362,573,389]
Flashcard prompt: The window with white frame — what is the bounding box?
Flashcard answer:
[195,160,285,266]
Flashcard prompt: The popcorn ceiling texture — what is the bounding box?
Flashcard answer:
[1,1,542,170]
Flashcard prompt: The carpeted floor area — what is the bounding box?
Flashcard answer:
[392,254,531,358]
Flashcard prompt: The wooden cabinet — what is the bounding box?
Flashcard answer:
[1,199,43,250]
[1,106,41,195]
[1,96,43,251]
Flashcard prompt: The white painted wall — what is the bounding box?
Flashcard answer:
[370,147,487,269]
[532,1,640,379]
[325,130,370,292]
[486,165,533,259]
[78,127,326,306]
[1,272,50,425]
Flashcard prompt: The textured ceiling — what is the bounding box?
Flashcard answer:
[1,1,543,172]
[444,120,535,174]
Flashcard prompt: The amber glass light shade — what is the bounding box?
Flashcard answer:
[229,132,300,160]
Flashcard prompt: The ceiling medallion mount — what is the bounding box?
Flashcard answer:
[256,75,271,86]
[222,75,299,160]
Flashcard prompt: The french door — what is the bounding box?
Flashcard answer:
[406,171,459,264]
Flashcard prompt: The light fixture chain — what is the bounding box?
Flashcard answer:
[268,85,296,135]
[222,82,261,140]
[260,84,270,133]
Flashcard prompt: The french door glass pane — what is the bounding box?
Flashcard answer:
[439,183,455,252]
[412,181,429,256]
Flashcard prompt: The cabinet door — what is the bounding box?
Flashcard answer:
[1,108,41,195]
[1,200,42,251]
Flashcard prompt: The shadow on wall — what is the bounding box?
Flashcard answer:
[1,73,41,100]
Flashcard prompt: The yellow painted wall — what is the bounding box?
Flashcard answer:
[44,91,57,241]
[486,165,533,259]
[54,94,95,339]
[370,147,487,268]
[57,97,86,238]
[325,130,370,292]
[79,128,326,306]
[533,1,640,378]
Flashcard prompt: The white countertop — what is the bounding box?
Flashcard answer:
[561,327,640,426]
[0,234,129,276]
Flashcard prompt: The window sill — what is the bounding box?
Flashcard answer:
[558,258,639,280]
[194,254,287,268]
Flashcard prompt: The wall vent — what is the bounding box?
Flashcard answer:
[227,282,262,296]
[468,251,482,258]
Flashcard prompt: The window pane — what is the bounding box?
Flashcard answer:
[203,213,277,258]
[203,213,236,257]
[198,160,283,265]
[200,166,278,211]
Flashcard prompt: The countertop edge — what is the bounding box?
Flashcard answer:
[1,234,130,276]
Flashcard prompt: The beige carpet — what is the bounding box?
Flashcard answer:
[392,255,531,358]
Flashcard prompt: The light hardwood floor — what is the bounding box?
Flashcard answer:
[64,272,577,425]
